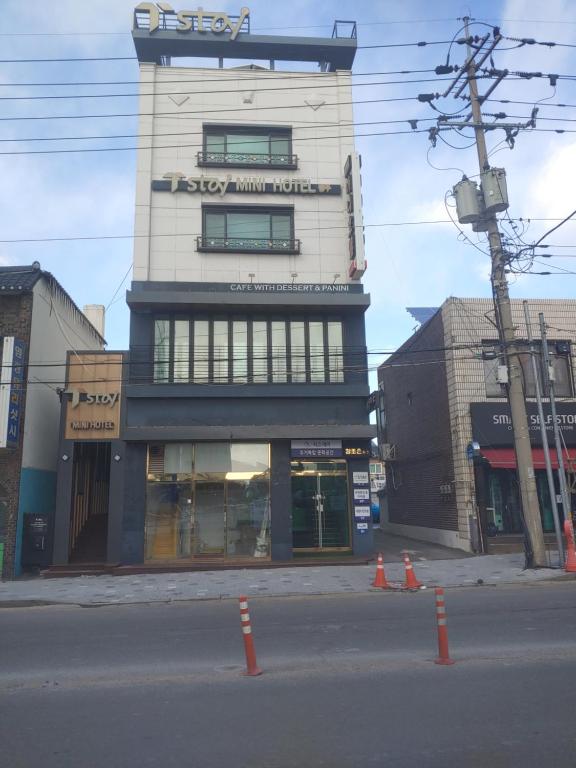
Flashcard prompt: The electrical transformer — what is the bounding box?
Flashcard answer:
[453,177,481,224]
[481,168,509,214]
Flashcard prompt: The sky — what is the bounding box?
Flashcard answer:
[1,0,576,386]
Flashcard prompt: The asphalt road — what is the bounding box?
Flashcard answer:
[1,582,575,767]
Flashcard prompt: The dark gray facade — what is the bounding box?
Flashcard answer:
[119,281,375,562]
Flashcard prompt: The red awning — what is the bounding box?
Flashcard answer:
[481,448,576,470]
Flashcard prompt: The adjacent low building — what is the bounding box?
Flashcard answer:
[377,297,576,554]
[0,264,104,578]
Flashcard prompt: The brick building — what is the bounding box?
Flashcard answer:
[0,265,104,578]
[377,297,576,554]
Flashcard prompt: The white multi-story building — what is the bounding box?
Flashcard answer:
[53,6,375,570]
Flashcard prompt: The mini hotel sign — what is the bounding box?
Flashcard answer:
[64,353,123,441]
[153,175,341,196]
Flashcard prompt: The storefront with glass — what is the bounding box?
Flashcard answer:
[144,442,271,561]
[141,439,372,563]
[470,402,576,550]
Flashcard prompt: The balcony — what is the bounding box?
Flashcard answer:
[197,236,300,254]
[197,150,298,170]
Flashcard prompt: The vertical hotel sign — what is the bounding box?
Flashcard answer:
[0,337,26,449]
[344,153,367,280]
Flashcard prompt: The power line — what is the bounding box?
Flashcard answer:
[3,124,574,157]
[0,68,439,87]
[0,39,458,63]
[0,94,417,122]
[0,75,463,102]
[0,127,433,156]
[0,218,454,245]
[0,117,438,144]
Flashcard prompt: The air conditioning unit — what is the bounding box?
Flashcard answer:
[380,443,397,461]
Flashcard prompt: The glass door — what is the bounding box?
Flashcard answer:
[291,474,319,548]
[320,474,350,548]
[291,461,350,551]
[194,479,225,555]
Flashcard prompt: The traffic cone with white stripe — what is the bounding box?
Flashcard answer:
[372,553,391,589]
[564,520,576,573]
[238,596,262,676]
[434,587,455,665]
[402,552,423,590]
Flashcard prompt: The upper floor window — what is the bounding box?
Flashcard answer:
[198,206,299,254]
[483,340,573,398]
[199,126,297,169]
[152,315,344,385]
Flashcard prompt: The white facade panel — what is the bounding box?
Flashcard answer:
[22,279,104,472]
[133,65,359,286]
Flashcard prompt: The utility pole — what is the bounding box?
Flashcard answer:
[524,302,563,565]
[539,313,572,533]
[462,17,546,567]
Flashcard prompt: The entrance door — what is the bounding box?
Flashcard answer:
[69,442,110,562]
[291,461,350,551]
[194,480,225,555]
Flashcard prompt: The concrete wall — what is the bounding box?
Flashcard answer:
[133,64,356,285]
[12,278,104,575]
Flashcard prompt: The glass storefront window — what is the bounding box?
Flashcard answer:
[173,320,190,383]
[145,443,271,561]
[290,321,306,383]
[309,322,325,383]
[213,320,228,383]
[486,468,561,535]
[327,321,344,383]
[252,320,268,383]
[154,319,170,383]
[232,320,248,383]
[271,321,287,383]
[193,320,209,383]
[151,316,345,385]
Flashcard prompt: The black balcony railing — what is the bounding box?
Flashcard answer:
[197,236,300,254]
[197,151,298,169]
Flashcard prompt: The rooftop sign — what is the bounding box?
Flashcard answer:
[134,3,250,39]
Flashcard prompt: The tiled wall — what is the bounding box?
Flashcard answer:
[443,297,576,544]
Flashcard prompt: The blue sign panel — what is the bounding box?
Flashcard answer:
[6,339,25,448]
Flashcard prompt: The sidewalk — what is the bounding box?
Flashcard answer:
[0,553,570,607]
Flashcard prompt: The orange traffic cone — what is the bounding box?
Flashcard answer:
[402,552,423,590]
[564,520,576,573]
[372,553,391,589]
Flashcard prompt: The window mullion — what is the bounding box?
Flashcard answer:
[169,317,175,383]
[305,320,311,383]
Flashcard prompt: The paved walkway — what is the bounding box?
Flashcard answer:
[0,553,570,607]
[373,529,473,561]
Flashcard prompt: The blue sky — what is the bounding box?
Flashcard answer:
[1,0,575,387]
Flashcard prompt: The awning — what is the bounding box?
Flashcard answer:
[481,448,576,470]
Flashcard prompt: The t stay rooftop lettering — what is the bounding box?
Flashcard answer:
[135,4,250,40]
[152,174,341,196]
